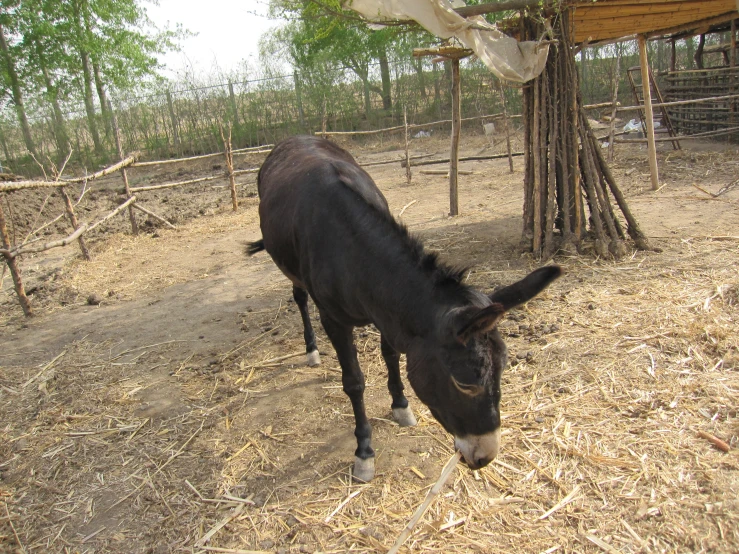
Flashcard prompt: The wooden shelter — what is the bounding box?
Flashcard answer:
[569,0,738,45]
[564,0,739,188]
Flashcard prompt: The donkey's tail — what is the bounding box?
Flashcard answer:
[246,239,265,256]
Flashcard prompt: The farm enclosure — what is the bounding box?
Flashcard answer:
[1,135,739,553]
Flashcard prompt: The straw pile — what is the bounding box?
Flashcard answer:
[1,230,737,552]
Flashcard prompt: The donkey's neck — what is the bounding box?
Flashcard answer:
[351,224,473,353]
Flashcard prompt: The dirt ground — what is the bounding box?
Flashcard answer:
[1,131,738,554]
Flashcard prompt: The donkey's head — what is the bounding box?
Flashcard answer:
[406,266,562,469]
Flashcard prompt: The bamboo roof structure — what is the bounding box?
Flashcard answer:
[569,0,739,45]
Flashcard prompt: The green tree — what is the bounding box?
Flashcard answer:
[268,0,407,117]
[0,4,40,160]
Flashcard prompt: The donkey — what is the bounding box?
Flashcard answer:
[248,136,561,482]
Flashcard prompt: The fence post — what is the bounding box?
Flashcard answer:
[59,186,91,260]
[497,82,514,173]
[220,125,238,211]
[607,52,621,162]
[110,100,138,235]
[449,58,461,216]
[228,81,240,132]
[0,201,32,316]
[404,106,411,185]
[166,89,181,156]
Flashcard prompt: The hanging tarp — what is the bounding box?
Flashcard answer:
[343,0,549,82]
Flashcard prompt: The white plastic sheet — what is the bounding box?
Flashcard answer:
[344,0,549,83]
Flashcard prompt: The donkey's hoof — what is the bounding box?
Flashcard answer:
[392,406,417,427]
[306,350,321,367]
[352,457,375,483]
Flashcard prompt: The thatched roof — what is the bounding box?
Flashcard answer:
[570,0,739,45]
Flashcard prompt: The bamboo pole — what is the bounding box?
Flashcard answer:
[638,34,660,191]
[110,101,138,235]
[59,187,91,260]
[0,200,32,316]
[449,58,461,216]
[498,82,514,173]
[404,106,411,185]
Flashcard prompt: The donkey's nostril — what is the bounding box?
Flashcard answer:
[476,456,493,469]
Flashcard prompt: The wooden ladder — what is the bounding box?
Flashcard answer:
[627,65,681,150]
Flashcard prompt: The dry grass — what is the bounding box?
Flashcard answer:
[1,137,738,553]
[2,235,737,553]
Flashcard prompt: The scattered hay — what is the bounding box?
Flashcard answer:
[1,234,737,553]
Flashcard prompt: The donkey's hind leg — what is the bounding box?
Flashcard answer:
[293,285,320,366]
[381,335,417,427]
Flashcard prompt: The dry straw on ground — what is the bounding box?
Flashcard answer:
[1,233,737,553]
[1,139,738,553]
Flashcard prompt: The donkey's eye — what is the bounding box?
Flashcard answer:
[451,375,485,397]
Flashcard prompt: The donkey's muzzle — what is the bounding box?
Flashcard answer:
[454,428,501,470]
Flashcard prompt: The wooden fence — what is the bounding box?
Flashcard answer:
[0,136,271,317]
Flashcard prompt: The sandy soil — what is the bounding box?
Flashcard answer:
[1,132,738,553]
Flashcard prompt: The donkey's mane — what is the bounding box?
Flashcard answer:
[344,180,470,290]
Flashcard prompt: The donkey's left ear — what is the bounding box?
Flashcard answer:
[457,303,506,345]
[489,266,563,311]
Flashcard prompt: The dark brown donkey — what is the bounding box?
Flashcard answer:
[248,136,561,482]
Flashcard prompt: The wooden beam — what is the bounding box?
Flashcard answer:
[453,0,542,17]
[638,34,660,190]
[450,58,461,216]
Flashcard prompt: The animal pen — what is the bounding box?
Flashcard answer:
[1,3,739,554]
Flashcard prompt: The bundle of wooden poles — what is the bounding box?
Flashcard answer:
[520,13,650,259]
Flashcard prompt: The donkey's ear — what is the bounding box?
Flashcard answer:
[489,266,562,311]
[457,303,506,345]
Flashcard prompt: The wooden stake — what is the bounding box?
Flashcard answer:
[0,200,32,316]
[130,203,176,229]
[110,100,138,235]
[607,51,621,162]
[731,19,736,123]
[220,125,238,211]
[532,72,542,255]
[638,35,660,190]
[449,58,461,216]
[403,106,411,185]
[497,81,514,173]
[59,187,91,260]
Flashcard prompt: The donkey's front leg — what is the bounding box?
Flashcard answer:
[381,335,417,427]
[320,314,374,482]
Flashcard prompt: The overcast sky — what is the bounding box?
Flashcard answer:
[145,0,283,77]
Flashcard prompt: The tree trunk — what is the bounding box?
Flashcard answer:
[35,40,71,157]
[0,23,40,160]
[694,34,705,70]
[80,50,103,156]
[73,0,103,157]
[93,60,113,139]
[293,72,306,129]
[378,49,392,112]
[362,77,372,120]
[686,36,694,69]
[413,58,427,99]
[0,124,13,169]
